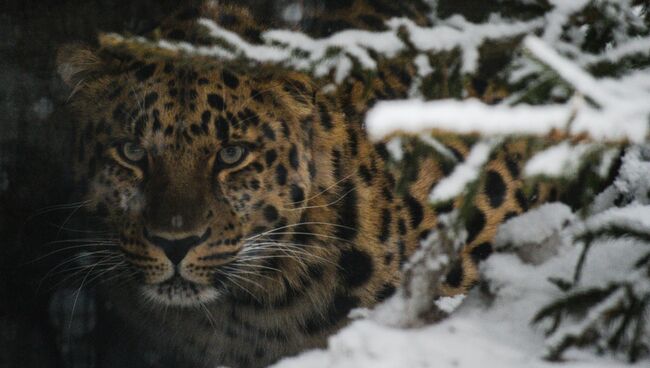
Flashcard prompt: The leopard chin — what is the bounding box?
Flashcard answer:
[140,276,222,307]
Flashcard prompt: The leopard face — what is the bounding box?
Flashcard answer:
[59,47,316,306]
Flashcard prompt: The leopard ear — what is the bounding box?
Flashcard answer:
[56,43,105,90]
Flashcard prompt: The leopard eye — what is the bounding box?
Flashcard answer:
[121,142,146,163]
[218,145,246,166]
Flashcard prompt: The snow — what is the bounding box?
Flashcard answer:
[495,203,575,250]
[186,12,542,81]
[523,36,610,107]
[274,318,557,368]
[262,28,403,79]
[366,35,650,143]
[115,8,542,84]
[434,295,465,314]
[583,204,650,235]
[272,243,643,368]
[429,140,496,202]
[591,146,650,213]
[542,0,590,45]
[198,20,290,63]
[384,137,404,161]
[366,99,571,141]
[582,37,650,64]
[524,142,595,178]
[388,16,543,73]
[413,54,433,77]
[523,36,650,143]
[596,148,619,178]
[198,18,405,83]
[418,135,459,162]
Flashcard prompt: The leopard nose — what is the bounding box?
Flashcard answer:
[144,228,212,265]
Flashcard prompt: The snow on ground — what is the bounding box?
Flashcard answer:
[494,203,574,252]
[272,247,643,368]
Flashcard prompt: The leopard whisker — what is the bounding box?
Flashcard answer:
[28,200,93,219]
[215,268,261,302]
[221,267,265,290]
[235,254,311,271]
[54,252,122,278]
[222,264,278,284]
[44,224,113,234]
[249,231,356,246]
[29,242,118,265]
[45,255,122,280]
[229,259,282,274]
[199,301,218,332]
[80,258,128,288]
[105,268,141,288]
[279,187,355,211]
[281,172,355,207]
[244,221,355,242]
[242,241,335,266]
[67,252,107,336]
[41,238,118,246]
[55,201,92,240]
[38,250,119,288]
[53,261,125,294]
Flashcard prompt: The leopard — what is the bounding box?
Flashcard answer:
[58,43,431,366]
[54,1,625,367]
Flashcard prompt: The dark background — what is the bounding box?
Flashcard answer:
[0,1,195,366]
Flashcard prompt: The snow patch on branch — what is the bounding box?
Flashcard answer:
[388,16,543,73]
[366,36,650,143]
[429,140,496,202]
[582,37,650,65]
[365,98,571,141]
[262,28,403,79]
[543,0,590,44]
[523,36,611,107]
[495,203,575,250]
[198,19,291,63]
[524,142,596,178]
[583,204,650,236]
[167,14,542,82]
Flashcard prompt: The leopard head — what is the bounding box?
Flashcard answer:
[57,43,318,306]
